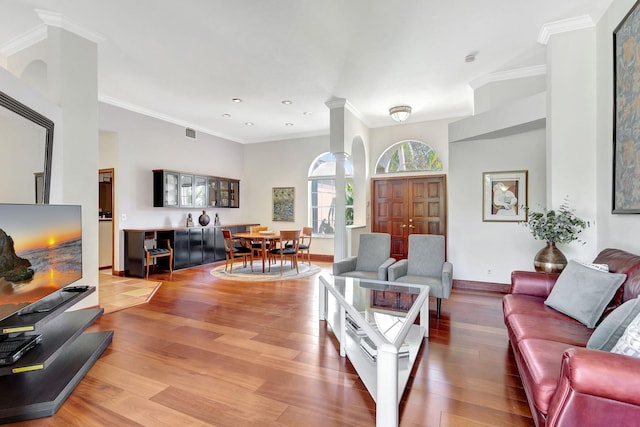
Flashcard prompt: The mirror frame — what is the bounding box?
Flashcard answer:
[0,90,54,204]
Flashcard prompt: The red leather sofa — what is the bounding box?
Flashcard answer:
[503,248,640,427]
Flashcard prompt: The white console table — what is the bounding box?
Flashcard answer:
[318,274,429,427]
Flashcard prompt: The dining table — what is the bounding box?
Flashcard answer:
[233,231,281,273]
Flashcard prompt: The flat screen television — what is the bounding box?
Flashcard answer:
[0,203,82,322]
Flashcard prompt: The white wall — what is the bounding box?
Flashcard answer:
[595,0,640,254]
[243,135,333,254]
[449,129,547,283]
[98,102,245,271]
[546,26,598,260]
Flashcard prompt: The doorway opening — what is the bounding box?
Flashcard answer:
[99,169,114,273]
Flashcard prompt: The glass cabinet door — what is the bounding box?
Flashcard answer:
[207,178,218,207]
[194,176,207,207]
[219,180,230,207]
[164,172,179,207]
[180,174,194,207]
[229,180,239,208]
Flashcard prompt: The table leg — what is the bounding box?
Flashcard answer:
[261,239,266,273]
[319,280,326,320]
[339,305,346,357]
[377,343,399,426]
[420,298,429,338]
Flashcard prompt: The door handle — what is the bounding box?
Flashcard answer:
[400,224,407,228]
[408,225,415,228]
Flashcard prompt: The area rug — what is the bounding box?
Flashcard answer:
[210,261,321,282]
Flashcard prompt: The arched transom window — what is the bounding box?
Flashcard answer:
[376,140,442,174]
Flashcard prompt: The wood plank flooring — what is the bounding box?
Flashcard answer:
[8,262,534,426]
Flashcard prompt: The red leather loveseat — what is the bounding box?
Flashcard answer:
[503,248,640,427]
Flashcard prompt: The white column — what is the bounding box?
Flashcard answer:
[326,99,348,261]
[334,151,348,260]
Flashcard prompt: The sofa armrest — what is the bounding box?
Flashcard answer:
[558,347,640,405]
[378,257,396,281]
[388,259,408,281]
[333,257,357,276]
[510,270,560,298]
[547,347,640,426]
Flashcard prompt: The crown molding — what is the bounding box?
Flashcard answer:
[325,97,347,109]
[537,15,595,45]
[470,65,547,90]
[0,24,47,57]
[325,97,368,124]
[35,9,106,44]
[0,10,106,57]
[98,94,242,143]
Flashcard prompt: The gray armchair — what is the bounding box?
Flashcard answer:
[388,234,453,318]
[333,233,395,281]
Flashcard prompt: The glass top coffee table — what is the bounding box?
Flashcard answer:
[318,274,429,427]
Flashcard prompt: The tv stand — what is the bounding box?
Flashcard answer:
[0,287,113,423]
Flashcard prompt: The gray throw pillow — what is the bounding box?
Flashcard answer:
[545,260,626,328]
[587,297,640,351]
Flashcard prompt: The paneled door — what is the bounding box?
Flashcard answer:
[372,175,447,259]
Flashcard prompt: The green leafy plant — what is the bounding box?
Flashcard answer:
[522,199,590,244]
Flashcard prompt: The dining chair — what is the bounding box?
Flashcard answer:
[298,226,313,264]
[222,229,253,273]
[144,238,173,278]
[269,229,301,274]
[249,225,268,254]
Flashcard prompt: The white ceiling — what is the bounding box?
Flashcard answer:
[0,0,612,144]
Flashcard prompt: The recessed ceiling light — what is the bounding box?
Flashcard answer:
[232,98,242,103]
[303,111,312,116]
[221,113,231,118]
[282,100,293,105]
[285,123,294,126]
[465,52,477,63]
[245,122,254,126]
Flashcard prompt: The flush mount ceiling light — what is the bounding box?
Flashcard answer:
[232,98,242,103]
[221,113,231,118]
[389,105,412,122]
[282,100,293,105]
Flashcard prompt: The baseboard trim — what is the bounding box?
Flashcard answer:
[310,254,334,263]
[453,279,510,294]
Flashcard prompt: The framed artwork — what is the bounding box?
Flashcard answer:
[613,0,640,213]
[482,170,528,222]
[273,187,295,221]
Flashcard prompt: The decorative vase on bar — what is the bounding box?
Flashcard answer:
[533,242,567,273]
[198,210,210,226]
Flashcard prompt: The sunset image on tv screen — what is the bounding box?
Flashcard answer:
[0,204,82,321]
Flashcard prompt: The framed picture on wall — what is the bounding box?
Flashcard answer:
[482,170,528,222]
[273,187,295,221]
[613,1,640,213]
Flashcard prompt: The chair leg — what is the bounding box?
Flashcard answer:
[436,298,442,319]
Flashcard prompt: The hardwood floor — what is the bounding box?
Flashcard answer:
[9,262,533,426]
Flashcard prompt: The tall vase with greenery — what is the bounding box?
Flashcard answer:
[522,199,590,273]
